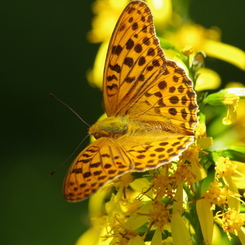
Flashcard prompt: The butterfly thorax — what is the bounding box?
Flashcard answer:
[89,116,129,139]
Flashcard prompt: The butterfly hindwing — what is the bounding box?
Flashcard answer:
[63,138,132,201]
[118,134,194,171]
[128,60,198,133]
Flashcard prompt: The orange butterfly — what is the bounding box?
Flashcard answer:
[63,0,198,202]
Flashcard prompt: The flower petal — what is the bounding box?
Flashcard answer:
[151,227,163,245]
[128,235,145,245]
[171,213,192,245]
[196,199,213,245]
[203,40,245,70]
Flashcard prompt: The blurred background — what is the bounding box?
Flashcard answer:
[1,0,244,244]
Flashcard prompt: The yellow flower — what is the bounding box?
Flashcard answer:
[76,226,109,245]
[88,0,129,43]
[195,122,214,149]
[203,40,245,70]
[215,157,236,178]
[204,181,232,207]
[195,68,221,91]
[222,93,240,125]
[128,235,145,245]
[166,24,245,70]
[204,89,241,125]
[231,160,245,190]
[109,227,139,245]
[196,198,214,245]
[195,122,207,138]
[174,161,197,185]
[87,41,108,89]
[88,0,245,91]
[77,1,245,244]
[182,45,193,56]
[150,166,174,199]
[145,0,172,28]
[151,227,163,245]
[177,145,207,183]
[171,213,192,245]
[147,201,171,229]
[221,208,245,240]
[88,0,172,43]
[215,156,241,211]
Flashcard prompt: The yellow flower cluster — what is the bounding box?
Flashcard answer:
[75,0,245,244]
[221,209,245,240]
[216,157,237,178]
[204,181,231,207]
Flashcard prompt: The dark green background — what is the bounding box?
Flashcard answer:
[1,1,244,244]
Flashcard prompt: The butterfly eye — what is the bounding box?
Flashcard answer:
[94,132,100,139]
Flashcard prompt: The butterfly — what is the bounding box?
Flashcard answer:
[63,0,198,202]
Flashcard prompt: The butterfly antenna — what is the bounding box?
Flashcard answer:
[49,93,90,127]
[49,134,90,176]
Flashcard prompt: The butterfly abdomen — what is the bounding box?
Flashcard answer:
[89,114,194,142]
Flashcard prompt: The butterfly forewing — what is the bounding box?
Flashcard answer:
[103,0,166,116]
